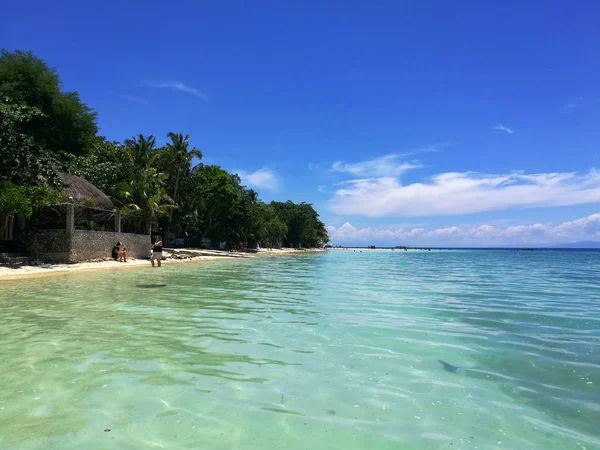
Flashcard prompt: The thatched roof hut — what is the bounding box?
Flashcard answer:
[57,172,114,210]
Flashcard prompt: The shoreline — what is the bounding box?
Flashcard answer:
[0,248,324,281]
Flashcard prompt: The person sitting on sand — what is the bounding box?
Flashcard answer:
[151,235,163,268]
[112,242,120,260]
[112,242,127,262]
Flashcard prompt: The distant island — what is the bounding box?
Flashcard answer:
[329,243,600,250]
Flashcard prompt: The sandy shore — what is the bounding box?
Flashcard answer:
[0,248,323,281]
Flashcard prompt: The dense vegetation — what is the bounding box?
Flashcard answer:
[0,49,328,248]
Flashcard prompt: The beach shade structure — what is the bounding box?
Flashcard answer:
[56,171,114,210]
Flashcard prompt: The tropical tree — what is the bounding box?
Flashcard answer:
[270,201,328,247]
[125,134,157,170]
[0,97,56,186]
[0,49,97,156]
[0,181,60,218]
[114,167,171,234]
[265,218,288,248]
[236,188,263,246]
[161,132,202,239]
[114,135,170,233]
[246,189,258,204]
[65,137,133,195]
[0,97,61,216]
[179,165,242,244]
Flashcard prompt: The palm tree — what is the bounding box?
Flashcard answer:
[164,132,202,238]
[115,167,172,234]
[246,188,258,204]
[116,135,171,234]
[125,134,156,170]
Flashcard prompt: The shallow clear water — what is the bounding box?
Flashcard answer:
[1,250,599,449]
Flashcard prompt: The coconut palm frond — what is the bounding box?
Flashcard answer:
[189,148,203,161]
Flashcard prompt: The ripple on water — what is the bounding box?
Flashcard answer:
[0,250,599,449]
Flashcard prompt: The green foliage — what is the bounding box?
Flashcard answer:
[174,165,328,248]
[265,218,288,247]
[0,97,58,187]
[179,165,242,244]
[0,181,59,218]
[0,49,97,222]
[154,132,203,236]
[112,135,173,233]
[160,133,203,176]
[0,97,61,217]
[270,201,328,247]
[65,137,133,195]
[0,49,97,156]
[125,134,156,170]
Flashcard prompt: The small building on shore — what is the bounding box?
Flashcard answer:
[2,172,151,264]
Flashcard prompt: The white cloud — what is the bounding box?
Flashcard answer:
[494,124,514,134]
[237,168,280,191]
[123,94,149,107]
[431,226,459,237]
[550,214,600,236]
[326,213,600,246]
[325,222,426,242]
[400,144,448,157]
[332,154,420,177]
[142,80,207,99]
[328,170,600,217]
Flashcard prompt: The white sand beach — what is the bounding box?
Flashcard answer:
[0,248,323,281]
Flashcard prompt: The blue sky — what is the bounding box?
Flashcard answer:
[4,1,600,245]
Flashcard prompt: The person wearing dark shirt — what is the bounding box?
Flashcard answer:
[151,235,163,267]
[112,242,121,260]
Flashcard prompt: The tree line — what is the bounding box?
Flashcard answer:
[0,49,329,248]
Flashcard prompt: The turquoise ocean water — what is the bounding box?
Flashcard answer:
[0,249,599,449]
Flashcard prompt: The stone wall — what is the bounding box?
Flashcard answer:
[27,229,72,262]
[27,229,150,262]
[70,230,151,262]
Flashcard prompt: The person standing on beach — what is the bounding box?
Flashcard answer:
[151,235,163,267]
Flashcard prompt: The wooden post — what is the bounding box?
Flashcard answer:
[115,210,121,233]
[0,216,13,240]
[66,204,74,233]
